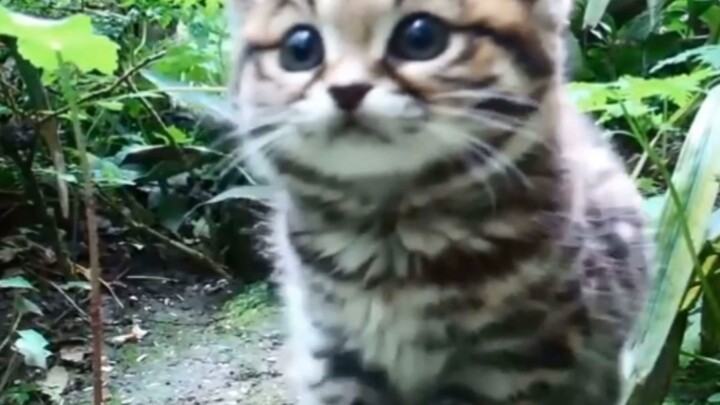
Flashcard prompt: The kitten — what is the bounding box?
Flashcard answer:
[227,0,653,404]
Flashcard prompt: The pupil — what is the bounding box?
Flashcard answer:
[280,25,324,71]
[406,20,434,50]
[388,14,448,61]
[290,30,314,61]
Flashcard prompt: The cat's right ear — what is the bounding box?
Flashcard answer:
[226,0,257,26]
[228,0,257,11]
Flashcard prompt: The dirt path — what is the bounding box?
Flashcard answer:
[64,280,291,405]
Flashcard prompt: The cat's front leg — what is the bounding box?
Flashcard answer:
[422,360,621,405]
[284,295,399,405]
[288,343,400,405]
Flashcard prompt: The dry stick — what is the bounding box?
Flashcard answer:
[99,192,231,279]
[56,55,104,405]
[2,145,71,274]
[40,51,167,125]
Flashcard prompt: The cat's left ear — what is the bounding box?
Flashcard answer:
[529,0,574,31]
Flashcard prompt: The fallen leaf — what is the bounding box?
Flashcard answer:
[39,365,70,404]
[109,324,148,346]
[13,329,51,369]
[59,345,86,365]
[0,246,19,264]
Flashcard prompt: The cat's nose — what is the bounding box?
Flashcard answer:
[328,84,372,111]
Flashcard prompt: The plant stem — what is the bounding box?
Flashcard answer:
[56,55,104,405]
[0,312,23,353]
[2,144,70,274]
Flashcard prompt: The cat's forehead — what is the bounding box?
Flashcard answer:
[312,0,465,20]
[242,0,534,44]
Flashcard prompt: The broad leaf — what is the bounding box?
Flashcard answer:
[13,329,52,369]
[14,296,44,316]
[0,276,34,290]
[0,6,119,74]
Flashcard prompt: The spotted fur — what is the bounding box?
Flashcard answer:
[227,0,653,404]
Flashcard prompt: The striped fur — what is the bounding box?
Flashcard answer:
[228,0,652,404]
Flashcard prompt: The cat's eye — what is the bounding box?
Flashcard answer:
[280,25,325,72]
[388,13,450,61]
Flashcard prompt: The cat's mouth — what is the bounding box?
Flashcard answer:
[327,114,391,143]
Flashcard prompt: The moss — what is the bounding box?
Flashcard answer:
[220,283,278,330]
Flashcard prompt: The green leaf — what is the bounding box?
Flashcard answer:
[96,100,124,111]
[643,195,665,226]
[118,145,223,183]
[60,281,92,291]
[651,45,720,73]
[182,186,276,224]
[13,329,51,369]
[14,296,44,316]
[622,85,720,404]
[0,6,119,74]
[582,0,612,28]
[0,276,34,290]
[646,0,662,30]
[708,209,720,242]
[204,186,276,205]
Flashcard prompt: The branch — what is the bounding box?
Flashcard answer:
[99,192,231,279]
[40,51,167,123]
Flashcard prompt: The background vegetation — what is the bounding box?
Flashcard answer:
[0,0,719,404]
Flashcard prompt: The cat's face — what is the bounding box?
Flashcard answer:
[230,0,571,182]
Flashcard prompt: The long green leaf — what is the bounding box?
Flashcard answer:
[646,0,662,30]
[582,0,612,28]
[622,86,720,404]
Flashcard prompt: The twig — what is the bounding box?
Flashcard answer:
[49,280,90,322]
[0,353,18,394]
[51,296,90,327]
[57,54,104,405]
[40,51,167,124]
[73,263,124,310]
[99,192,231,279]
[130,217,231,278]
[126,275,178,282]
[0,313,23,353]
[2,145,71,274]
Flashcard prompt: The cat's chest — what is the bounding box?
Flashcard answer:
[288,215,497,283]
[324,284,453,396]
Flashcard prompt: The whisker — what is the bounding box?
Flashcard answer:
[430,106,551,150]
[431,90,539,107]
[423,124,499,210]
[424,121,532,190]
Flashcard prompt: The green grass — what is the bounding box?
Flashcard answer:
[220,283,279,331]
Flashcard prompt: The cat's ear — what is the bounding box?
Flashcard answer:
[228,0,257,10]
[226,0,257,25]
[530,0,574,31]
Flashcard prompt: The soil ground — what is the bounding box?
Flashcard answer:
[65,275,290,405]
[0,246,290,405]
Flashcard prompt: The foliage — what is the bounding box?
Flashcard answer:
[0,0,719,403]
